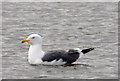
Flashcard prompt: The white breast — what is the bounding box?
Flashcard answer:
[28,45,44,64]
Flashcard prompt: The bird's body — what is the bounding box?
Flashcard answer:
[42,49,80,65]
[22,34,94,65]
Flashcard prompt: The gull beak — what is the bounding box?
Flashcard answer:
[21,39,30,43]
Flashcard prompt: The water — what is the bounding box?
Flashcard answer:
[2,2,118,79]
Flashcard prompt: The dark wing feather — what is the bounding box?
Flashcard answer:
[42,50,66,62]
[42,50,80,64]
[64,50,80,63]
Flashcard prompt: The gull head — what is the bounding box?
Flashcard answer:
[21,34,42,45]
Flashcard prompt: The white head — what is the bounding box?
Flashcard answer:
[21,34,42,45]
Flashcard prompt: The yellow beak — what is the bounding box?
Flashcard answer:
[21,39,30,43]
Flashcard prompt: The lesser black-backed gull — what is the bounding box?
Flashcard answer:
[21,34,94,65]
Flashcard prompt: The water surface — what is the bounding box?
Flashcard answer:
[2,2,118,79]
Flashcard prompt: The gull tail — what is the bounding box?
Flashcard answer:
[81,48,94,54]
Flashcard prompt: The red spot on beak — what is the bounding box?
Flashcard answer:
[21,39,30,43]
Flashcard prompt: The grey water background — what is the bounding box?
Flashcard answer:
[2,2,118,79]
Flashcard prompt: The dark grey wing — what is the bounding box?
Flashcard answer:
[63,49,80,63]
[41,50,67,62]
[42,49,80,64]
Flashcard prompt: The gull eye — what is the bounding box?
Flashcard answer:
[32,37,35,39]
